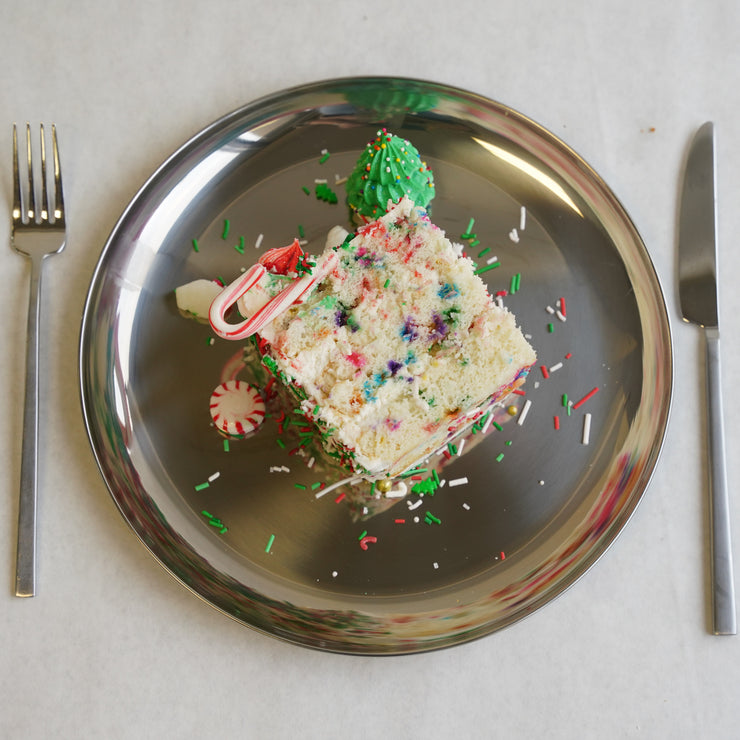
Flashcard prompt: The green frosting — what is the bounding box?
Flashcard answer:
[346,129,435,221]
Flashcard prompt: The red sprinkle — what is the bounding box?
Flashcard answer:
[559,297,567,317]
[540,365,550,379]
[334,492,346,503]
[554,415,560,430]
[573,386,599,409]
[564,352,572,359]
[512,389,526,396]
[359,535,378,551]
[394,519,406,524]
[500,551,506,560]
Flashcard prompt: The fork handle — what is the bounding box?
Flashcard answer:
[15,254,43,597]
[706,327,736,634]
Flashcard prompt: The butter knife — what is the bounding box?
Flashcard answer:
[678,121,736,635]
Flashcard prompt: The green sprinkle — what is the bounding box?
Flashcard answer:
[493,421,503,432]
[221,219,230,239]
[298,224,305,239]
[470,239,480,247]
[548,322,554,333]
[302,185,310,195]
[265,534,275,553]
[223,439,230,452]
[505,440,512,446]
[194,482,210,491]
[510,273,521,294]
[370,481,376,496]
[276,438,286,449]
[313,404,321,416]
[310,481,323,491]
[383,277,391,288]
[562,393,569,407]
[315,182,338,204]
[400,467,428,478]
[432,469,440,485]
[192,238,199,252]
[447,442,457,455]
[477,246,491,257]
[496,452,505,462]
[319,151,331,164]
[474,262,500,275]
[294,483,307,490]
[466,217,475,234]
[358,529,368,541]
[425,512,441,525]
[206,336,214,346]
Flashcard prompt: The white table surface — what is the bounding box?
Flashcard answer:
[2,1,740,737]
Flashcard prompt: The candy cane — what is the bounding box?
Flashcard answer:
[209,252,338,341]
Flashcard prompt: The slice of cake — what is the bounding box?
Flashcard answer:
[230,196,535,479]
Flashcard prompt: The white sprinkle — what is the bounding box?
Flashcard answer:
[462,503,471,510]
[207,471,220,482]
[320,148,328,155]
[448,477,469,487]
[362,506,368,515]
[332,571,338,578]
[439,479,446,488]
[433,562,439,570]
[255,233,264,249]
[509,228,520,243]
[539,480,545,486]
[481,413,494,435]
[307,456,315,469]
[314,178,328,184]
[413,516,420,523]
[520,205,527,231]
[549,362,564,373]
[546,305,555,314]
[314,475,362,499]
[556,310,567,322]
[299,239,308,246]
[524,333,533,340]
[385,481,408,499]
[517,399,532,426]
[486,254,499,265]
[269,466,290,473]
[457,438,466,456]
[582,413,592,445]
[407,498,423,510]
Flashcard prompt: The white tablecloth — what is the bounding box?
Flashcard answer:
[2,1,739,737]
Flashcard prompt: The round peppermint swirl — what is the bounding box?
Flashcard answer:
[346,129,435,221]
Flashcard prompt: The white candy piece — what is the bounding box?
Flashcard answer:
[209,380,265,437]
[175,279,223,322]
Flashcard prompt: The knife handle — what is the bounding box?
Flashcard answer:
[705,327,736,635]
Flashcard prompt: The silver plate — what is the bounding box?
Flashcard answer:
[79,77,672,654]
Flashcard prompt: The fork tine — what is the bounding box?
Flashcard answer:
[25,122,36,222]
[12,123,22,222]
[40,124,49,222]
[51,124,65,223]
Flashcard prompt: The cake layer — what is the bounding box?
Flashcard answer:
[254,197,536,478]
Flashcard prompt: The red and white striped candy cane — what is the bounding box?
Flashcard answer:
[209,252,339,341]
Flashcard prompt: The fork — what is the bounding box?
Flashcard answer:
[11,123,66,597]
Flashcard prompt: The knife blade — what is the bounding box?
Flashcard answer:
[678,121,736,635]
